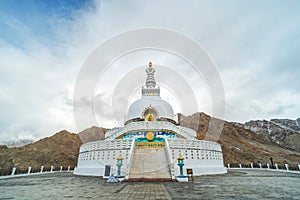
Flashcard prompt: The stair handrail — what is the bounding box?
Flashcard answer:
[164,138,175,179]
[125,138,136,179]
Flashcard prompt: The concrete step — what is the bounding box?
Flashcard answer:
[125,178,174,182]
[129,147,171,179]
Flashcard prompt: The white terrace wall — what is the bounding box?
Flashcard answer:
[168,139,227,176]
[74,140,132,176]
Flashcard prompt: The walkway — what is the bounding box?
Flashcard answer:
[0,170,299,199]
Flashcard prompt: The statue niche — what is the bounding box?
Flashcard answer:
[143,108,158,122]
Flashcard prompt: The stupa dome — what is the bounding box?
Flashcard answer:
[125,62,174,124]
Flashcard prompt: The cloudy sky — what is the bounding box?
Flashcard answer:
[0,0,299,144]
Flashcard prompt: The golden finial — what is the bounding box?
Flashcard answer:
[148,61,152,68]
[117,154,123,160]
[177,154,184,160]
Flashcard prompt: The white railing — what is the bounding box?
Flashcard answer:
[0,166,73,180]
[105,121,197,140]
[167,139,222,152]
[125,139,136,179]
[164,139,175,179]
[79,139,133,153]
[227,163,300,174]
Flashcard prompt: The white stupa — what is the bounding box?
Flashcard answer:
[74,62,227,180]
[125,61,175,124]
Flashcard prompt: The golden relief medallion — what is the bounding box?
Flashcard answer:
[146,131,155,141]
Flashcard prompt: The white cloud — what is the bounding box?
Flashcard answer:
[0,0,299,144]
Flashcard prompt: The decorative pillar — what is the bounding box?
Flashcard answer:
[267,163,270,169]
[177,154,185,177]
[27,167,32,175]
[11,167,16,176]
[239,164,242,168]
[40,166,44,173]
[227,163,230,168]
[116,154,123,178]
[259,163,262,169]
[275,164,278,170]
[298,164,300,171]
[67,166,70,172]
[50,166,54,173]
[251,163,253,169]
[60,166,63,172]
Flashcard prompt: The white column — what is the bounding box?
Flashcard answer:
[251,163,253,169]
[275,164,278,170]
[259,163,262,169]
[40,166,44,173]
[239,164,242,168]
[285,164,289,171]
[67,166,70,172]
[60,166,63,172]
[267,163,270,169]
[298,164,300,171]
[11,167,16,176]
[27,167,32,175]
[227,163,230,168]
[50,166,54,173]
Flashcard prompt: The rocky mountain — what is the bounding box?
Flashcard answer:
[0,113,299,172]
[244,119,300,152]
[3,139,34,148]
[0,130,82,171]
[179,112,300,165]
[0,145,8,151]
[78,126,106,143]
[0,127,107,171]
[271,118,300,132]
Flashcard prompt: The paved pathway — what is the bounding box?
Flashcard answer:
[0,170,299,199]
[108,183,171,200]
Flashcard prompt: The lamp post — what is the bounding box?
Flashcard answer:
[177,154,185,178]
[116,154,123,178]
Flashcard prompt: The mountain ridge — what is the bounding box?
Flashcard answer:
[0,112,299,171]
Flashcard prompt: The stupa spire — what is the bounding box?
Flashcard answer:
[142,62,160,96]
[145,61,156,88]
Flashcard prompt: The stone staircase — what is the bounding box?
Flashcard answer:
[129,147,171,179]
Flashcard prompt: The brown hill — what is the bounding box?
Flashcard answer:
[179,112,300,165]
[78,126,106,143]
[0,130,82,171]
[0,112,299,172]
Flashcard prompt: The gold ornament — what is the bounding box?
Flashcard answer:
[146,113,155,121]
[146,131,155,141]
